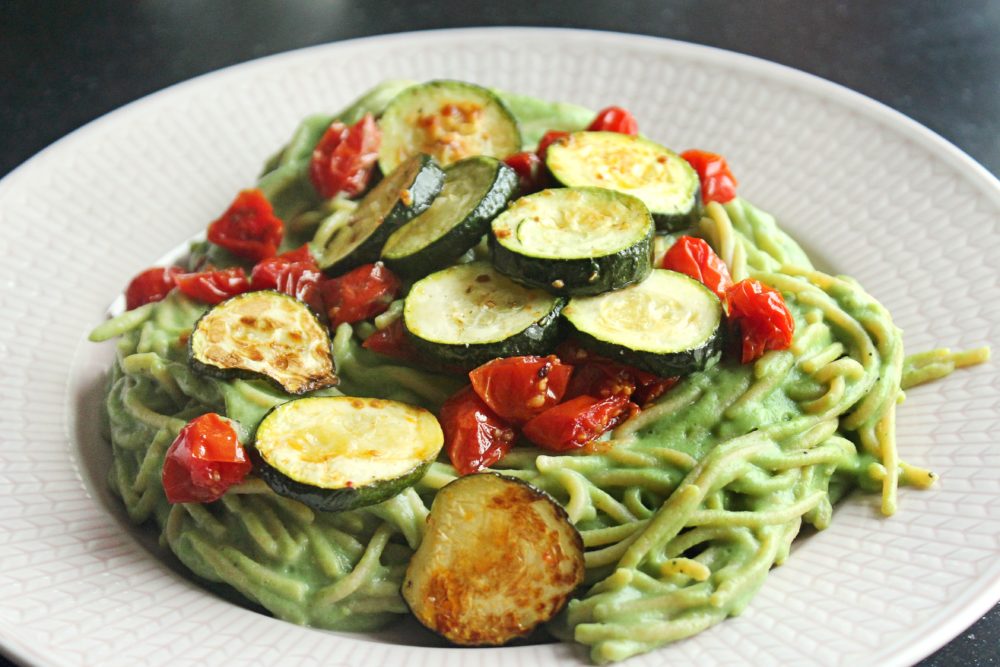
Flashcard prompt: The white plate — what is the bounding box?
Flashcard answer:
[1,28,997,667]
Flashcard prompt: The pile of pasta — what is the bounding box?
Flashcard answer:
[97,99,987,663]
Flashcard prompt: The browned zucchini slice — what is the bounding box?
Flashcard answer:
[402,473,584,645]
[189,290,337,394]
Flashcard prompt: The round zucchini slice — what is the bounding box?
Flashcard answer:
[562,269,724,376]
[188,290,337,395]
[313,153,445,275]
[489,187,654,295]
[378,80,522,174]
[402,261,564,369]
[545,131,702,232]
[402,473,584,646]
[381,156,518,277]
[252,396,443,512]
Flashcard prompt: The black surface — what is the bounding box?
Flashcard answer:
[1,1,997,666]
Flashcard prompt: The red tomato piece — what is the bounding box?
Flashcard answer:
[162,413,252,504]
[536,130,570,161]
[522,395,638,452]
[503,151,548,195]
[250,244,323,312]
[250,244,316,289]
[556,340,678,408]
[661,236,733,301]
[175,267,250,304]
[319,262,401,328]
[440,386,516,475]
[206,189,284,263]
[362,319,419,363]
[309,113,381,199]
[587,106,639,135]
[469,355,573,425]
[725,279,795,363]
[681,150,739,204]
[124,266,182,310]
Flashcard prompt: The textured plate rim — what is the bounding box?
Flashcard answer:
[0,26,997,667]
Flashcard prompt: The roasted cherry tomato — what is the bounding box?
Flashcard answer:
[726,279,795,363]
[206,189,284,263]
[660,236,733,301]
[250,244,323,312]
[469,355,573,425]
[124,266,182,310]
[250,244,315,289]
[587,106,639,135]
[440,386,516,475]
[309,113,381,199]
[681,150,739,204]
[162,413,252,504]
[557,340,678,408]
[362,319,419,362]
[522,394,638,452]
[175,267,250,304]
[536,130,570,161]
[503,151,547,195]
[319,262,401,328]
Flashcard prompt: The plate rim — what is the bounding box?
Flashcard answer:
[0,26,997,667]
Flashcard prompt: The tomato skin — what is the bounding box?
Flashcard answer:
[250,244,315,289]
[206,189,284,263]
[162,413,252,504]
[319,262,401,328]
[125,266,182,310]
[440,386,516,475]
[503,151,548,195]
[522,395,638,452]
[661,236,733,301]
[175,267,250,304]
[309,113,381,199]
[362,319,419,362]
[536,130,570,161]
[587,106,639,135]
[725,279,795,363]
[556,340,678,408]
[469,355,573,425]
[250,244,323,312]
[681,150,739,204]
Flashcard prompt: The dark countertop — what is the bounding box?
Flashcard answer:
[1,1,997,665]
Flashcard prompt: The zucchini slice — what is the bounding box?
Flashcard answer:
[252,396,443,512]
[381,156,518,277]
[378,80,522,174]
[403,261,564,369]
[545,131,702,232]
[402,473,584,646]
[490,187,654,295]
[563,269,724,376]
[314,153,445,275]
[189,290,337,394]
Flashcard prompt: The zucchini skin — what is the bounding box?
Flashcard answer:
[187,290,337,395]
[382,157,519,277]
[489,186,655,296]
[316,153,445,275]
[561,269,725,376]
[546,131,702,232]
[377,80,522,174]
[249,396,443,512]
[249,448,433,513]
[403,297,565,370]
[489,228,654,296]
[566,316,724,377]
